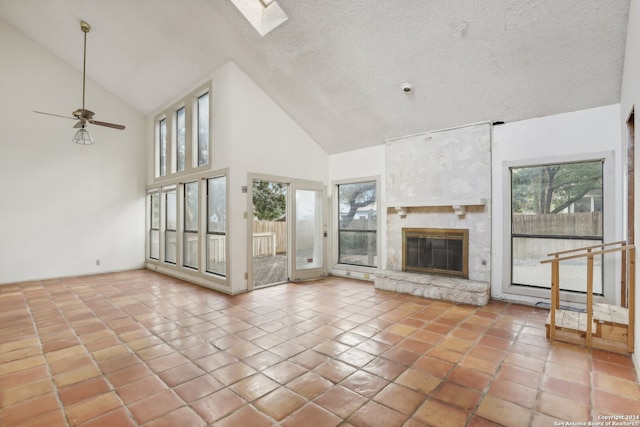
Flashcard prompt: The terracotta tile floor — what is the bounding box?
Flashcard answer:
[1,270,639,427]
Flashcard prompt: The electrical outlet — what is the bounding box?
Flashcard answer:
[96,259,100,266]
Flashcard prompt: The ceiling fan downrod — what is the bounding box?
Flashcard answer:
[80,20,90,113]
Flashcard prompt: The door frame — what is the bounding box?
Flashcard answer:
[290,180,328,281]
[625,108,635,306]
[247,173,327,290]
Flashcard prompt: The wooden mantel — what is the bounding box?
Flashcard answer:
[387,198,486,218]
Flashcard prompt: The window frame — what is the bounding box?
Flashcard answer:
[148,190,160,260]
[163,186,177,265]
[156,117,167,178]
[183,181,199,270]
[153,81,212,183]
[206,175,227,277]
[332,177,380,273]
[502,151,616,303]
[196,91,210,168]
[175,107,187,173]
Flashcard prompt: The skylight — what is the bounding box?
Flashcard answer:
[229,0,288,36]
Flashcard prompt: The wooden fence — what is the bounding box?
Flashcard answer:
[512,212,602,236]
[253,220,287,253]
[512,212,603,260]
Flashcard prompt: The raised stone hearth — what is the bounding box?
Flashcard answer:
[374,270,490,306]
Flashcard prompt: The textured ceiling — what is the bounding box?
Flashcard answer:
[0,0,630,154]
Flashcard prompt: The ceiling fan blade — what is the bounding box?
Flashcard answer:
[89,119,126,130]
[34,111,77,121]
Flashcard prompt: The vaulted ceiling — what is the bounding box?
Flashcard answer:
[0,0,630,154]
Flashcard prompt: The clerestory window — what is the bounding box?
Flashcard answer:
[154,82,211,180]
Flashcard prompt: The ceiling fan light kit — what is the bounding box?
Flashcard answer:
[34,20,125,145]
[72,125,94,145]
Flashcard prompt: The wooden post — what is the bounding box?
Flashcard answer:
[629,247,635,353]
[554,254,560,310]
[550,258,558,341]
[622,242,628,308]
[586,251,594,348]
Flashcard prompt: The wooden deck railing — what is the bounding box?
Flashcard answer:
[540,241,635,352]
[181,232,277,264]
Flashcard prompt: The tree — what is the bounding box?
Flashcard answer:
[512,161,602,214]
[253,181,287,220]
[339,182,376,228]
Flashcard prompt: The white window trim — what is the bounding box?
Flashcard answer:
[332,176,381,274]
[153,81,212,184]
[501,151,617,304]
[146,168,230,291]
[154,116,168,178]
[205,175,228,277]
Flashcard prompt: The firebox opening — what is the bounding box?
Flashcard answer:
[402,228,469,278]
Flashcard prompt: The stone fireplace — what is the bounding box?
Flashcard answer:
[374,123,492,306]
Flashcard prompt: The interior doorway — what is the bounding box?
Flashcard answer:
[252,179,289,288]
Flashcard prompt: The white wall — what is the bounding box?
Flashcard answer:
[227,62,329,293]
[620,0,639,372]
[492,105,623,305]
[0,18,147,284]
[329,145,386,278]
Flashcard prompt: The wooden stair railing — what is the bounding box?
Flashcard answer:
[540,241,635,353]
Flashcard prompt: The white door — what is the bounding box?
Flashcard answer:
[290,182,326,281]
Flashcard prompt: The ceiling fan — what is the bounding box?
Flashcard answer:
[35,20,125,143]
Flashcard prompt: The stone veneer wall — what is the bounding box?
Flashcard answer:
[384,123,492,283]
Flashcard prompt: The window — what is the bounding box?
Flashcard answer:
[149,192,160,260]
[183,181,199,269]
[164,188,177,264]
[154,82,211,182]
[511,160,604,293]
[207,176,226,276]
[176,107,186,172]
[157,118,167,177]
[197,92,210,167]
[337,181,377,267]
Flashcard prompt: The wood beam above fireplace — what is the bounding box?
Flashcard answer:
[388,198,486,218]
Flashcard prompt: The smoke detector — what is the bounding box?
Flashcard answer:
[401,83,414,93]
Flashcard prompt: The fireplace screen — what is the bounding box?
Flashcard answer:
[402,228,468,278]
